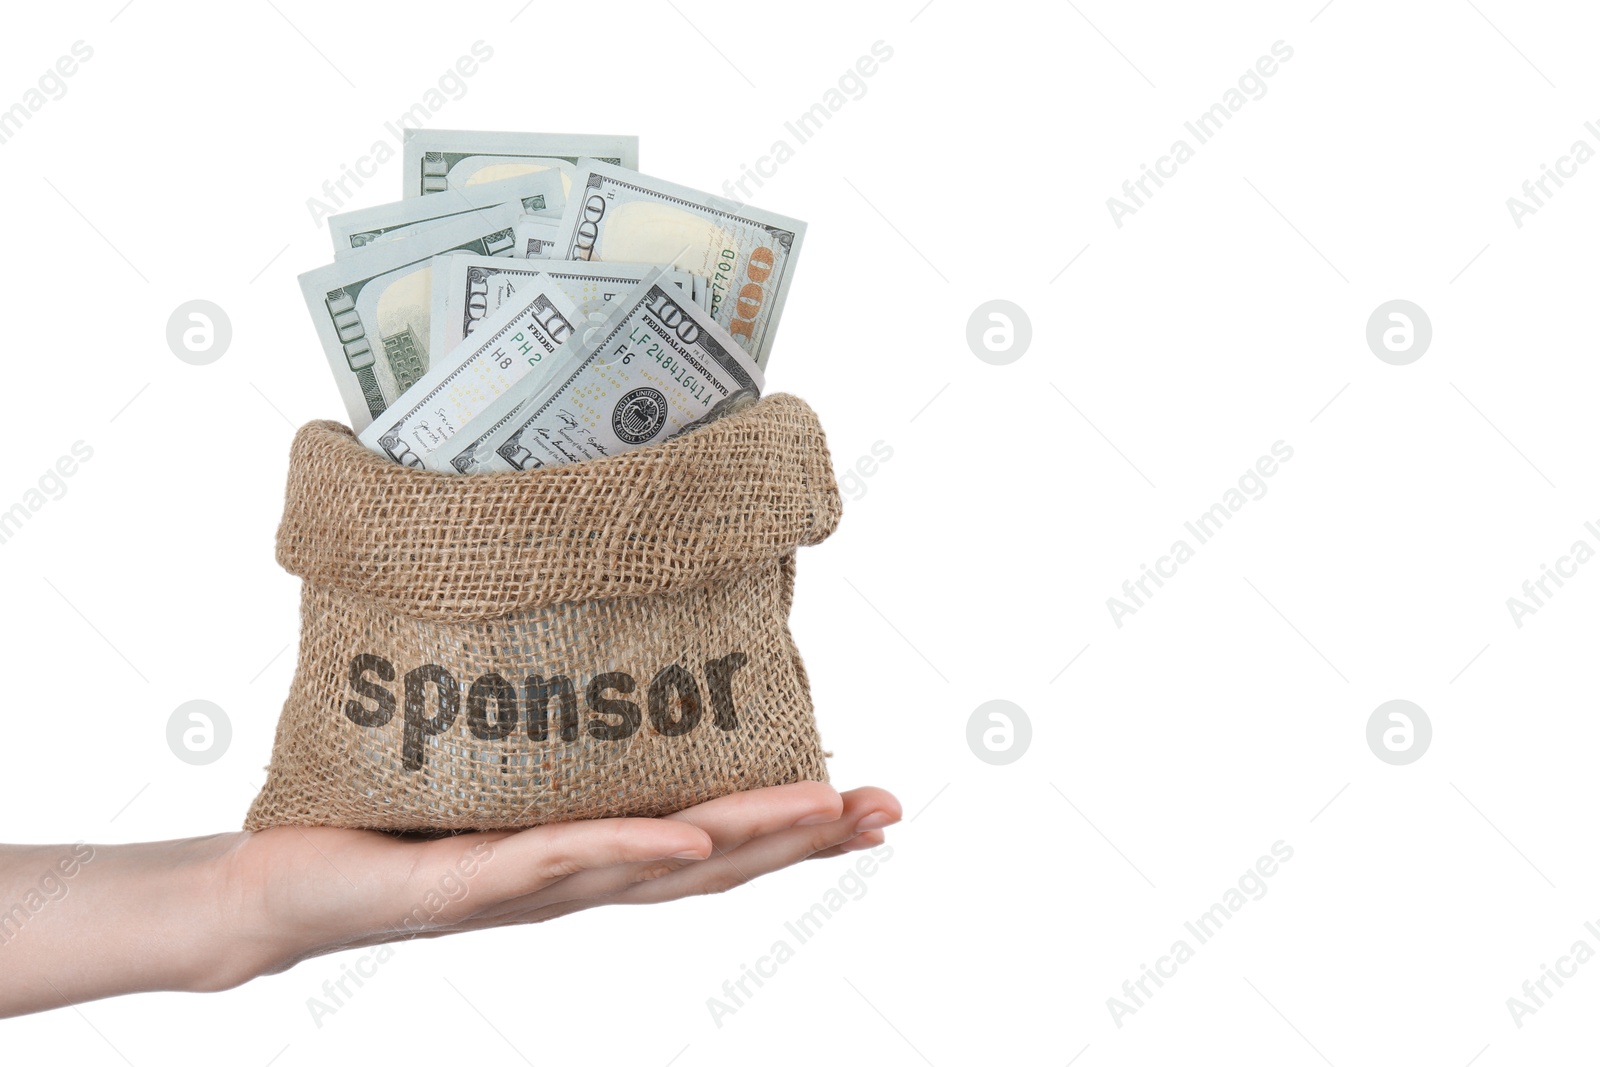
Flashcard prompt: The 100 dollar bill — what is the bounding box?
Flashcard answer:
[403,129,639,198]
[428,255,702,356]
[552,160,805,369]
[298,203,519,430]
[429,273,763,474]
[357,279,579,467]
[329,170,564,258]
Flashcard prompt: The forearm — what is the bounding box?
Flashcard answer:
[0,835,252,1018]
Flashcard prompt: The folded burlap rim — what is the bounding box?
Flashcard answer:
[277,393,843,622]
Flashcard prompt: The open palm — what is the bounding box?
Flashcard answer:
[218,782,901,979]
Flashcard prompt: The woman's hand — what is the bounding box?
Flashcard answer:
[0,782,899,1018]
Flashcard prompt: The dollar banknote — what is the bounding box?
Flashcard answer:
[427,273,763,474]
[428,255,702,356]
[403,129,639,198]
[357,279,579,467]
[551,160,804,368]
[329,170,564,257]
[515,216,559,259]
[298,203,520,430]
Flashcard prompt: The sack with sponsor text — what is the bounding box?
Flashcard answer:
[243,393,841,831]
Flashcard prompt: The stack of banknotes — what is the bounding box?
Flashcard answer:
[298,129,807,473]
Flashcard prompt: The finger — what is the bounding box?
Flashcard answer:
[451,852,697,925]
[505,825,876,921]
[662,781,844,850]
[609,787,898,905]
[458,783,848,919]
[807,829,887,861]
[816,786,901,829]
[450,817,713,912]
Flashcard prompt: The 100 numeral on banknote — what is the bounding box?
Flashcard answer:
[555,161,804,370]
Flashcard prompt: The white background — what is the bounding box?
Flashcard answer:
[2,0,1598,1063]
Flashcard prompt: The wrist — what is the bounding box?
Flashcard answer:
[195,830,328,990]
[93,833,272,995]
[173,832,279,993]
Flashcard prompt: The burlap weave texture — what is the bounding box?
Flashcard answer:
[244,393,841,831]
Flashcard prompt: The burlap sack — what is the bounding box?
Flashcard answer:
[243,393,841,832]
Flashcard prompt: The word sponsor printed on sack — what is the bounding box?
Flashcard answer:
[342,653,752,770]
